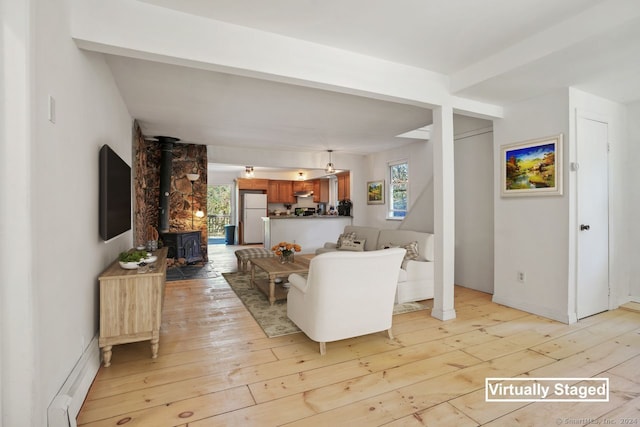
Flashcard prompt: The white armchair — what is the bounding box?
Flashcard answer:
[287,248,406,355]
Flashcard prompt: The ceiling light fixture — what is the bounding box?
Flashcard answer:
[245,166,254,177]
[325,150,335,174]
[298,171,305,180]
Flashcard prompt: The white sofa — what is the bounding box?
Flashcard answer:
[288,248,406,354]
[316,225,435,303]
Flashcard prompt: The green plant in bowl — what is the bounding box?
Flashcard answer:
[119,250,148,263]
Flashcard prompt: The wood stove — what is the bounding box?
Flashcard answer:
[162,231,202,263]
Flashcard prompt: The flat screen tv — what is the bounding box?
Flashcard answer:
[99,144,131,240]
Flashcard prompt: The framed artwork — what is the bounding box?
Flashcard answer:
[367,180,385,204]
[501,134,563,197]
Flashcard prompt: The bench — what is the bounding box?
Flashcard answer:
[234,248,275,272]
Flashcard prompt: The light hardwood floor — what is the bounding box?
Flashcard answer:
[77,245,640,426]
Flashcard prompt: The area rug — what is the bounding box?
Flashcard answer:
[222,272,430,338]
[166,262,220,281]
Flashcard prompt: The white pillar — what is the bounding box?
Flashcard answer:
[1,0,38,425]
[431,105,457,321]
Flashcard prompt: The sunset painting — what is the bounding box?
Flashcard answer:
[501,134,563,197]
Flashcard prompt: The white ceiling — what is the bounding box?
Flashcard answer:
[107,55,433,155]
[104,0,640,156]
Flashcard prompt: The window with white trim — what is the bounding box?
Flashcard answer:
[388,160,408,219]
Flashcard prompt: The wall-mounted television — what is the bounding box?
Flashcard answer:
[99,144,131,241]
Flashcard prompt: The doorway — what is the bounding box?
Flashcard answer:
[576,114,609,319]
[207,184,233,244]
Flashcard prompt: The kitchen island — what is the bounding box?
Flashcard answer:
[262,215,352,254]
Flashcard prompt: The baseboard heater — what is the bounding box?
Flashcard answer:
[47,334,101,427]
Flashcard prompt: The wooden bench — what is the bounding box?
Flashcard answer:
[234,248,275,272]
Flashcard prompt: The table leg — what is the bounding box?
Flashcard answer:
[268,274,276,306]
[150,332,159,359]
[102,345,112,367]
[250,263,256,288]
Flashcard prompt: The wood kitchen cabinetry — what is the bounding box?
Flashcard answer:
[267,180,295,204]
[337,172,350,200]
[98,247,168,367]
[237,178,269,191]
[313,179,329,203]
[292,180,314,193]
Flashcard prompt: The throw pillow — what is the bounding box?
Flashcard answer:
[339,239,366,251]
[336,232,357,249]
[402,241,420,261]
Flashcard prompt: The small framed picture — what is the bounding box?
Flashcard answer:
[367,180,385,204]
[501,134,563,197]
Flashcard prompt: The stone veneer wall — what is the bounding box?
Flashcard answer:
[133,123,208,260]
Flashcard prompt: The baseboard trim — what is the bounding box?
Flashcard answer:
[48,334,100,427]
[431,307,457,321]
[491,295,574,324]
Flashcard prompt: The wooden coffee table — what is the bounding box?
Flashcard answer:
[250,256,311,305]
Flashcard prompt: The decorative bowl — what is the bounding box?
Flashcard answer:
[119,261,141,270]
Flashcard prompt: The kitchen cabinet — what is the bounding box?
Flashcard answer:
[337,172,350,200]
[237,178,269,191]
[292,180,314,193]
[313,179,329,203]
[267,180,295,204]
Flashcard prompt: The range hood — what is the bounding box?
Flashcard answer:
[294,190,314,197]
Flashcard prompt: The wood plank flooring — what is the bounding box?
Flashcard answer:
[77,245,640,426]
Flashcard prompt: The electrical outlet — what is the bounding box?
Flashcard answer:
[517,271,526,283]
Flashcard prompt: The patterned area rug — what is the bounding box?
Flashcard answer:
[222,272,430,338]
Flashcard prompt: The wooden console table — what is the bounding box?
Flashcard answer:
[98,247,168,367]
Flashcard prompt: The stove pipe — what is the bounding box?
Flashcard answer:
[156,136,180,233]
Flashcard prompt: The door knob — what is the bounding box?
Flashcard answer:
[580,224,590,231]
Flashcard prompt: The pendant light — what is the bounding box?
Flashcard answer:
[325,150,335,174]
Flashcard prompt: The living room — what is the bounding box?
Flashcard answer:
[3,1,640,425]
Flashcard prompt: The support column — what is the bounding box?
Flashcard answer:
[432,105,457,321]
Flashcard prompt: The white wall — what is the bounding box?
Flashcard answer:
[454,121,494,294]
[1,0,132,424]
[628,101,640,300]
[493,90,571,322]
[1,0,36,424]
[365,140,432,231]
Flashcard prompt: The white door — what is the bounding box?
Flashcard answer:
[577,116,609,319]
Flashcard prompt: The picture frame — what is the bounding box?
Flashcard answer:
[367,180,385,204]
[501,134,563,197]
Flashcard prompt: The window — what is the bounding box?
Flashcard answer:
[388,160,408,219]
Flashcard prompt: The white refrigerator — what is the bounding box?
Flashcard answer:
[242,193,267,244]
